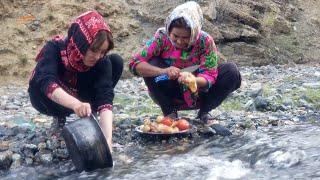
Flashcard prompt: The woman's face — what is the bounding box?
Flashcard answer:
[83,39,109,67]
[169,27,191,49]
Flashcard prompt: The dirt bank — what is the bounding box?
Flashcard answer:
[0,0,319,82]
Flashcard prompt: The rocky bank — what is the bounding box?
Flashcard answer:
[1,64,320,175]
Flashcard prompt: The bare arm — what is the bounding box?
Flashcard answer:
[136,62,181,79]
[135,62,166,77]
[99,109,113,152]
[50,87,92,117]
[195,76,208,88]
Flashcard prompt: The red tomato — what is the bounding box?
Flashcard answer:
[161,117,173,126]
[176,119,190,131]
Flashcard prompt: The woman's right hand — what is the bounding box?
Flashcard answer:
[72,102,92,117]
[163,66,180,80]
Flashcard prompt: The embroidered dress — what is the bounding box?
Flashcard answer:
[29,11,120,115]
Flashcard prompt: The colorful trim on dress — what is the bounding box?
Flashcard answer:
[98,104,113,112]
[46,83,60,99]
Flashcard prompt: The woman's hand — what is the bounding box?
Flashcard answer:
[72,102,92,117]
[50,87,92,117]
[164,66,180,80]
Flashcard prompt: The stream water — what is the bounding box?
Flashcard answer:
[3,120,320,180]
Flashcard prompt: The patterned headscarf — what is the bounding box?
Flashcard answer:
[36,11,111,72]
[165,1,203,47]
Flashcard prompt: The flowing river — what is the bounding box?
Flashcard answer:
[3,120,319,180]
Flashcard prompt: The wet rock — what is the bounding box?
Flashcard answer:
[270,120,279,126]
[37,142,46,152]
[244,99,255,111]
[60,140,66,149]
[8,142,21,154]
[117,119,133,129]
[279,120,295,126]
[25,157,33,165]
[0,141,10,151]
[258,119,269,127]
[0,125,9,137]
[54,148,69,159]
[39,153,53,164]
[26,132,36,141]
[33,118,49,123]
[254,96,270,111]
[10,153,21,169]
[267,150,306,168]
[22,144,38,157]
[46,139,54,150]
[239,119,255,129]
[16,133,26,140]
[46,137,60,150]
[248,83,263,98]
[0,151,13,170]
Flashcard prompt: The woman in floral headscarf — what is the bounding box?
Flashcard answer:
[28,11,123,149]
[129,1,241,136]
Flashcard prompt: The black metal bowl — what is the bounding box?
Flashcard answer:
[62,116,113,172]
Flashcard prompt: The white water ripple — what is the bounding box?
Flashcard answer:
[207,159,250,180]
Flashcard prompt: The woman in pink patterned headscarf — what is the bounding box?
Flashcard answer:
[129,1,241,136]
[29,11,123,149]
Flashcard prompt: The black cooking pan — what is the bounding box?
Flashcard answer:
[62,115,112,172]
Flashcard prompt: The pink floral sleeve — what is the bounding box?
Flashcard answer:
[129,31,164,76]
[197,34,219,90]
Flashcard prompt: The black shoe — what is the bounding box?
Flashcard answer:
[165,111,178,119]
[197,112,215,125]
[197,112,232,136]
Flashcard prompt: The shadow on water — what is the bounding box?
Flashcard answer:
[3,121,320,180]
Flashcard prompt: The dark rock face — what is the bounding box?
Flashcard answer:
[201,0,298,66]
